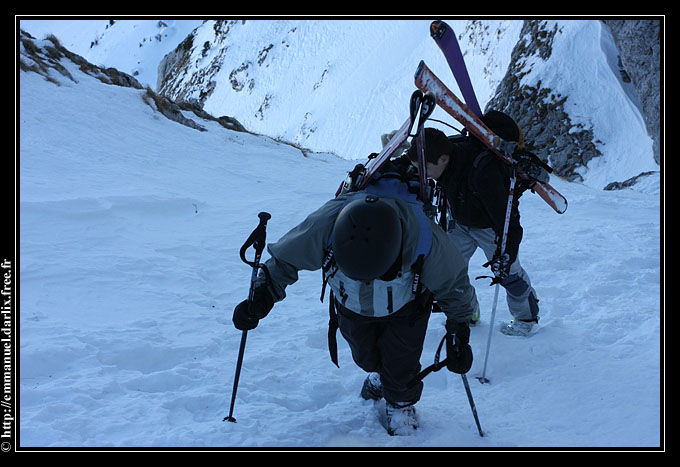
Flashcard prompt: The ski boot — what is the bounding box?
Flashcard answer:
[360,372,383,401]
[469,302,481,326]
[385,401,419,436]
[500,318,538,336]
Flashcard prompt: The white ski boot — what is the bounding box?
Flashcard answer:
[385,402,419,436]
[500,318,538,336]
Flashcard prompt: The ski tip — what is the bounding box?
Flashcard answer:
[537,184,568,214]
[556,198,568,214]
[430,20,447,39]
[414,60,426,79]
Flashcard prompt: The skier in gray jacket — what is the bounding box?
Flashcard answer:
[406,122,542,337]
[232,174,477,435]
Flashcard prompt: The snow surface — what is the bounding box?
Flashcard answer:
[18,27,662,450]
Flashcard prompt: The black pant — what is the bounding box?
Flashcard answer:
[336,302,432,405]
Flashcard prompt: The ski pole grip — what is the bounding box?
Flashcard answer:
[239,212,272,266]
[410,90,424,121]
[253,212,271,256]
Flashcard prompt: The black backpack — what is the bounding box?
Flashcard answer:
[448,110,553,193]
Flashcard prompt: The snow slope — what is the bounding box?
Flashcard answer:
[18,33,662,449]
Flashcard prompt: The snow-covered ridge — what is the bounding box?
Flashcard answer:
[19,18,204,88]
[19,29,144,90]
[20,19,660,190]
[19,29,320,157]
[157,19,659,189]
[155,19,519,162]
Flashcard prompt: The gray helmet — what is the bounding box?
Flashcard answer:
[331,195,402,281]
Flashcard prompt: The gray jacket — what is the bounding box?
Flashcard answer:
[255,192,475,324]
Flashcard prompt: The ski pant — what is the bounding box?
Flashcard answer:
[448,223,539,321]
[336,301,431,406]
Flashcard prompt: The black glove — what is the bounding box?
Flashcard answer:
[513,148,551,185]
[489,251,511,279]
[445,320,473,374]
[232,286,274,331]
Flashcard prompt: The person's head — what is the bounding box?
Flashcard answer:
[406,128,453,179]
[331,195,402,282]
[480,110,523,147]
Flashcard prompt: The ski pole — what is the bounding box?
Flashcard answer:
[461,374,484,436]
[224,330,248,423]
[224,212,271,423]
[477,285,500,384]
[477,165,517,384]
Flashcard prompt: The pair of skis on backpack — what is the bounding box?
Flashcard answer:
[338,20,568,215]
[335,88,436,201]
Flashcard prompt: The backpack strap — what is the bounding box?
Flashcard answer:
[407,333,448,388]
[472,149,495,170]
[327,290,340,368]
[411,254,425,296]
[320,247,335,303]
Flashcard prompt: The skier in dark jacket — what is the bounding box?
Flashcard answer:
[232,172,477,435]
[406,115,540,337]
